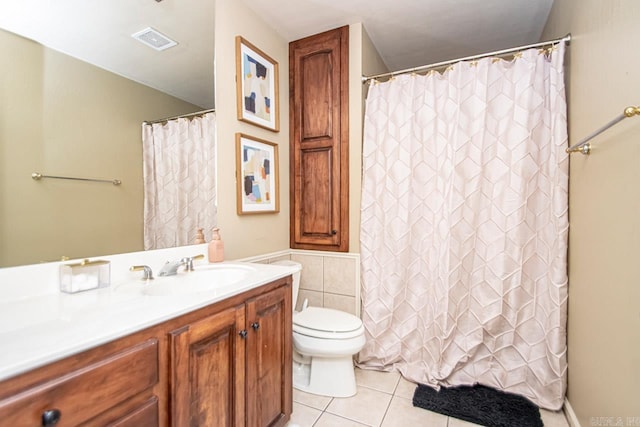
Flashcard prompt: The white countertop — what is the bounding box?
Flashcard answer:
[0,260,295,382]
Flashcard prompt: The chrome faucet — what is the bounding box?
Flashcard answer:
[158,254,205,277]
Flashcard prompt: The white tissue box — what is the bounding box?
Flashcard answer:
[59,259,110,293]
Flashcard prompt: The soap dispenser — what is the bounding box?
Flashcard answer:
[208,228,224,263]
[195,228,206,244]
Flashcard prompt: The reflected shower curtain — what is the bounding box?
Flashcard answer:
[142,113,217,250]
[358,44,568,409]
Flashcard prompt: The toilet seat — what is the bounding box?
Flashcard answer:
[293,307,364,339]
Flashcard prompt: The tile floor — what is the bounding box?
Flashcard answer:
[286,368,570,427]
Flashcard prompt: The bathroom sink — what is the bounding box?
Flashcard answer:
[142,263,257,296]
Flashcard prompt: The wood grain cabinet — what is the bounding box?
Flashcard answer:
[0,338,160,426]
[170,285,292,427]
[0,277,292,427]
[245,286,292,427]
[289,26,350,252]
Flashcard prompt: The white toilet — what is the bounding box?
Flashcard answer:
[274,260,365,397]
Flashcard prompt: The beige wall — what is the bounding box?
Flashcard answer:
[0,29,200,267]
[542,1,640,423]
[214,0,290,259]
[348,23,388,253]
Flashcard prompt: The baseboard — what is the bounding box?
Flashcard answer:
[564,398,581,427]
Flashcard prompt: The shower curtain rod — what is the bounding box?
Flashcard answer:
[143,108,215,125]
[362,34,571,83]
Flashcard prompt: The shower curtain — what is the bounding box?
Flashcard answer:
[358,44,568,409]
[142,112,217,250]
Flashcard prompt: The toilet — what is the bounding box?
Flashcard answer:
[274,260,365,397]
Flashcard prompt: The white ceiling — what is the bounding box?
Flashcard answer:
[0,0,554,109]
[0,0,216,108]
[244,0,555,73]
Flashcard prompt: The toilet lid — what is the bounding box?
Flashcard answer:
[293,307,362,333]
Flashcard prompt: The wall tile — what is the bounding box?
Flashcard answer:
[324,256,356,296]
[296,289,323,311]
[268,255,291,264]
[323,293,356,315]
[291,254,323,291]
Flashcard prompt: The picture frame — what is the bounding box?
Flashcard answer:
[235,36,280,132]
[236,133,280,215]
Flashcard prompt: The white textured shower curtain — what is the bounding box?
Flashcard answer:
[358,44,568,409]
[142,113,217,250]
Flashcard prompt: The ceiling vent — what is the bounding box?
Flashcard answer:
[131,27,177,51]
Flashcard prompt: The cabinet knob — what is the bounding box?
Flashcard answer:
[42,408,61,426]
[239,330,248,339]
[331,230,337,235]
[251,322,260,330]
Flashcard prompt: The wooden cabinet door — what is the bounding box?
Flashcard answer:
[245,285,292,427]
[170,305,246,427]
[290,25,349,252]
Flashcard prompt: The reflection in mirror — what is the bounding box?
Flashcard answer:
[0,1,216,267]
[142,112,217,251]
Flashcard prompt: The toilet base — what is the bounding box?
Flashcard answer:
[293,355,357,397]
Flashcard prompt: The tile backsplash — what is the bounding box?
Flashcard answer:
[242,249,361,317]
[291,251,360,316]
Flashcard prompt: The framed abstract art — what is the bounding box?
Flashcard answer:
[235,36,279,132]
[235,133,279,215]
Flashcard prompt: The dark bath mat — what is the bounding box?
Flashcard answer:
[412,383,543,427]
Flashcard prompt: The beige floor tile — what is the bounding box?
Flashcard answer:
[447,417,485,427]
[286,402,322,427]
[293,388,333,411]
[540,409,570,427]
[355,367,401,394]
[326,385,392,426]
[393,376,417,399]
[314,412,370,427]
[380,396,448,427]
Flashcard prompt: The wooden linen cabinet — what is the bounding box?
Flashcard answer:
[289,25,350,252]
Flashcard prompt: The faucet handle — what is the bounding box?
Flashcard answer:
[130,265,154,280]
[182,254,205,271]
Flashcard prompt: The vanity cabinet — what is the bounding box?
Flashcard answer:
[0,277,292,427]
[0,337,160,426]
[170,285,292,427]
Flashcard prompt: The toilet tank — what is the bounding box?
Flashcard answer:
[272,260,301,313]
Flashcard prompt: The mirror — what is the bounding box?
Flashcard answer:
[0,1,216,267]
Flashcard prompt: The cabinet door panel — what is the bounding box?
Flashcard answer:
[301,51,334,141]
[170,305,245,427]
[246,286,292,427]
[300,147,335,237]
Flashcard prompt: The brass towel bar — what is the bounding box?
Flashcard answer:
[566,105,640,155]
[31,172,122,186]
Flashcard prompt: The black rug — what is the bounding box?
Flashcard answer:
[412,383,543,427]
